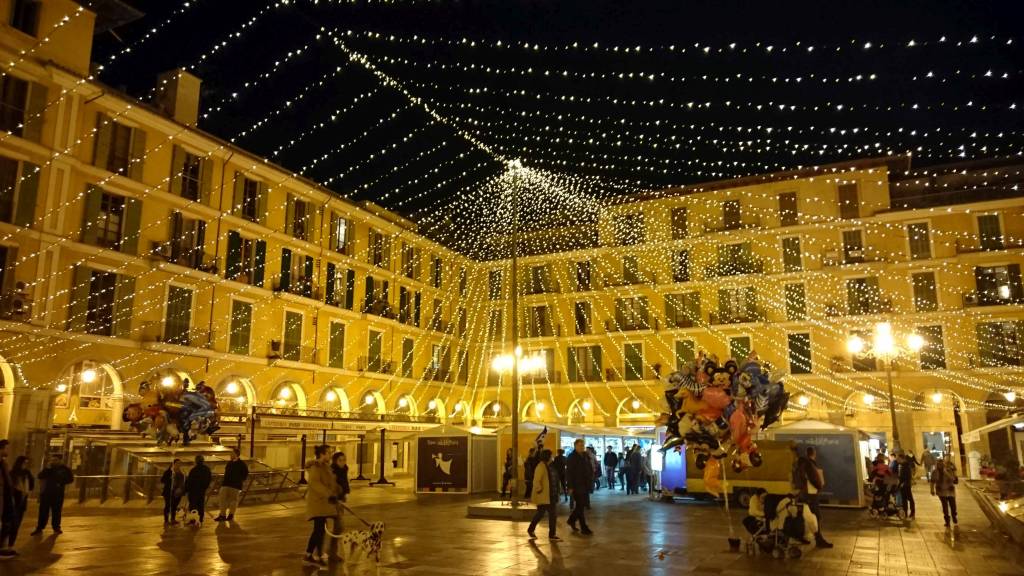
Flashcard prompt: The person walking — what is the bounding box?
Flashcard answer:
[603,447,618,490]
[922,449,936,481]
[215,449,249,522]
[31,454,74,536]
[160,459,185,525]
[527,449,560,541]
[586,446,600,492]
[617,452,628,491]
[183,455,212,526]
[6,456,33,551]
[896,452,916,519]
[566,439,594,535]
[552,449,568,503]
[326,451,350,561]
[0,440,14,559]
[304,445,339,567]
[523,447,537,499]
[930,456,959,528]
[627,444,643,495]
[792,446,833,548]
[500,448,513,500]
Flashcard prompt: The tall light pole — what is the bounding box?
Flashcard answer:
[492,348,547,507]
[847,322,924,453]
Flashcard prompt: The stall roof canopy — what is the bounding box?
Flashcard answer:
[770,419,872,440]
[413,424,496,437]
[495,421,656,439]
[963,413,1024,444]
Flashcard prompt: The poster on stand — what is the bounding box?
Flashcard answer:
[417,436,469,493]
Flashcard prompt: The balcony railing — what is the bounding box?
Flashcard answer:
[522,323,560,338]
[149,241,219,274]
[363,299,397,320]
[709,309,763,325]
[603,273,657,287]
[524,281,562,295]
[664,317,698,329]
[140,321,214,349]
[702,215,762,235]
[278,344,314,363]
[704,258,764,278]
[956,238,1024,254]
[605,319,655,332]
[423,368,452,382]
[964,290,1024,308]
[821,249,885,267]
[358,356,394,374]
[525,371,564,384]
[273,278,319,300]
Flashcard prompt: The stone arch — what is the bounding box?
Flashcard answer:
[615,396,653,427]
[566,397,600,425]
[481,400,511,427]
[423,397,447,423]
[52,360,124,430]
[314,386,351,412]
[269,381,306,409]
[357,389,386,415]
[393,394,418,416]
[215,375,256,414]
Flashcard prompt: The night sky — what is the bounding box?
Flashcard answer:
[90,0,1024,228]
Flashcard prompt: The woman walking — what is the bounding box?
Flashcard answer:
[160,459,184,525]
[526,449,560,541]
[6,456,34,549]
[304,445,339,567]
[500,448,513,500]
[930,455,959,528]
[327,452,350,560]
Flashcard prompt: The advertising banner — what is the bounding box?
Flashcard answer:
[417,436,469,493]
[776,432,862,506]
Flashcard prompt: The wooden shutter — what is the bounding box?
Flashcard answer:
[128,128,146,181]
[364,276,374,310]
[279,247,291,291]
[169,211,184,260]
[226,230,242,280]
[568,347,578,382]
[112,274,135,338]
[325,262,336,305]
[199,155,213,205]
[303,255,314,297]
[93,113,113,170]
[253,239,266,287]
[257,182,268,225]
[79,185,103,245]
[66,266,92,332]
[22,81,47,142]
[1010,264,1023,301]
[120,196,142,255]
[13,161,39,227]
[344,269,355,309]
[169,145,185,196]
[414,291,421,326]
[329,213,338,250]
[232,171,244,214]
[284,194,295,236]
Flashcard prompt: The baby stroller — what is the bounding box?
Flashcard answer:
[867,480,905,519]
[743,492,813,559]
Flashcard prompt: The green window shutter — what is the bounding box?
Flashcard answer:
[325,262,336,305]
[364,276,374,310]
[232,172,244,214]
[128,128,146,181]
[303,255,314,297]
[344,269,355,309]
[568,347,578,382]
[253,239,266,287]
[284,194,295,236]
[226,230,242,280]
[279,247,291,291]
[414,291,421,326]
[169,145,185,196]
[112,274,136,338]
[257,182,268,225]
[199,156,213,205]
[229,300,252,355]
[80,185,103,245]
[13,161,39,228]
[66,266,92,333]
[1009,264,1023,301]
[120,196,141,255]
[329,323,345,368]
[22,81,48,142]
[93,113,112,170]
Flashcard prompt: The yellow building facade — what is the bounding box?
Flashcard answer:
[0,0,1021,468]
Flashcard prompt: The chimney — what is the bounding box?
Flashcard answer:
[154,69,202,126]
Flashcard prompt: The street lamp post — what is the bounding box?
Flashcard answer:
[491,348,546,508]
[847,322,924,453]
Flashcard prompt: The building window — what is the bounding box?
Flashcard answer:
[623,254,641,284]
[239,178,261,222]
[568,345,601,382]
[673,250,690,282]
[430,298,443,331]
[226,233,266,286]
[369,229,390,268]
[179,151,203,201]
[729,336,752,363]
[977,214,1003,251]
[107,122,135,176]
[846,276,882,315]
[431,256,443,288]
[907,222,932,260]
[575,261,591,291]
[918,325,946,370]
[614,297,650,331]
[367,329,383,372]
[488,269,502,300]
[723,200,741,230]
[95,192,125,250]
[671,207,688,239]
[675,340,695,371]
[912,272,939,312]
[838,183,859,219]
[401,244,420,280]
[717,287,757,323]
[850,330,877,371]
[842,229,865,263]
[487,310,503,341]
[624,343,644,380]
[228,300,252,355]
[613,212,645,246]
[974,264,1022,305]
[665,292,700,328]
[288,196,311,241]
[327,322,345,369]
[459,267,467,296]
[574,301,591,335]
[330,214,352,254]
[529,265,552,294]
[787,333,812,374]
[976,321,1021,367]
[401,338,414,377]
[778,192,798,226]
[282,311,303,361]
[782,237,802,273]
[457,307,466,337]
[0,75,28,136]
[784,283,806,321]
[527,305,552,337]
[9,0,40,36]
[164,285,193,345]
[85,271,117,336]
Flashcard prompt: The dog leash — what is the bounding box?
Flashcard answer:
[337,502,374,529]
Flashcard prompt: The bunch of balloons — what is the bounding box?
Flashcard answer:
[657,351,789,494]
[122,378,221,446]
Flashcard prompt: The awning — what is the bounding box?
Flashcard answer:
[493,421,656,439]
[964,414,1024,444]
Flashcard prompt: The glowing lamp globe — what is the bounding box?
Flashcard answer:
[364,394,375,405]
[225,381,240,395]
[278,387,292,400]
[1005,391,1017,403]
[931,392,943,404]
[161,376,175,388]
[56,383,68,393]
[491,403,501,414]
[428,400,437,410]
[325,390,337,402]
[846,336,865,355]
[582,400,592,411]
[863,394,875,406]
[536,401,545,412]
[797,394,810,407]
[906,333,925,352]
[631,398,641,410]
[398,397,408,408]
[80,368,97,383]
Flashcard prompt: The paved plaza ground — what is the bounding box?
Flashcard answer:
[0,482,1021,576]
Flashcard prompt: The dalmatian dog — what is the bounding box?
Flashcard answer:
[326,521,385,562]
[185,508,202,527]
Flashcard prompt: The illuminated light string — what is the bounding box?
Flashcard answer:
[345,140,453,195]
[318,124,432,185]
[267,87,388,158]
[343,28,1017,58]
[381,156,495,206]
[230,63,351,140]
[97,0,206,73]
[298,104,415,172]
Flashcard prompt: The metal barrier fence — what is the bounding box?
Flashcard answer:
[70,468,307,505]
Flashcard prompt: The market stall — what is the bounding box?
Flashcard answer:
[412,425,496,494]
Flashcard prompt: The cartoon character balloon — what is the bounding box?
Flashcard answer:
[122,378,220,446]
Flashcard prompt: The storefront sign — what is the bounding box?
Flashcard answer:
[417,436,468,493]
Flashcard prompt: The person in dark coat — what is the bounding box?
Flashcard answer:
[603,447,618,490]
[500,448,513,499]
[896,452,916,518]
[31,454,74,535]
[160,459,185,525]
[792,446,832,548]
[0,440,15,558]
[527,449,560,541]
[566,439,594,535]
[184,455,212,526]
[523,447,537,499]
[215,449,249,522]
[552,449,568,502]
[6,456,33,549]
[627,444,643,495]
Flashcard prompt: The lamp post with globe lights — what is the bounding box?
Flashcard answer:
[846,322,924,453]
[491,346,547,508]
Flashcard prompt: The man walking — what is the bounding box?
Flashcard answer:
[896,452,916,518]
[552,449,568,503]
[160,459,185,525]
[31,454,74,536]
[792,446,833,548]
[215,449,249,522]
[566,439,594,535]
[184,455,212,526]
[603,447,618,490]
[0,440,14,559]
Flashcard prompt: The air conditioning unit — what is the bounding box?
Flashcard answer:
[0,292,32,321]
